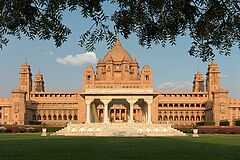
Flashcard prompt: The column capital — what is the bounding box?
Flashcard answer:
[85,99,93,105]
[145,100,153,105]
[101,99,110,105]
[128,100,136,105]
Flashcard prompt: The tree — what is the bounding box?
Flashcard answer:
[1,0,240,61]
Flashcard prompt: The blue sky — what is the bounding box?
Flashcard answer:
[0,8,240,98]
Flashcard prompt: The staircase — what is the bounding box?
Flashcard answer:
[55,123,186,137]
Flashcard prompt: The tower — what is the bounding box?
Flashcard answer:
[206,61,220,99]
[33,72,45,92]
[18,63,32,100]
[192,71,205,92]
[140,65,153,88]
[83,65,95,88]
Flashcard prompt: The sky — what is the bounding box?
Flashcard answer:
[0,6,240,98]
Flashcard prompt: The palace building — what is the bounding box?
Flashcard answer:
[1,38,240,127]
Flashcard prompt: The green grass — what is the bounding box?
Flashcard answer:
[0,134,240,160]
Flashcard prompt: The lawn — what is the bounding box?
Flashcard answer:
[0,134,240,160]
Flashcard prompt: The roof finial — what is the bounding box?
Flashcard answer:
[211,58,215,64]
[114,36,121,47]
[25,57,28,64]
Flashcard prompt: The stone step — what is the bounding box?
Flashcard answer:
[55,123,186,137]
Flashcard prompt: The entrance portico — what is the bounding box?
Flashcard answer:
[82,88,156,124]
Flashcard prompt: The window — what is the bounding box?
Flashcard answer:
[0,113,2,118]
[58,115,62,120]
[74,115,78,120]
[145,75,149,80]
[87,75,91,80]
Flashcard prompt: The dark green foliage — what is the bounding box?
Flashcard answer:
[1,1,240,61]
[196,121,215,126]
[28,120,42,125]
[176,128,193,133]
[235,120,240,126]
[219,121,230,126]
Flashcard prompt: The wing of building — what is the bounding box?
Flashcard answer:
[1,38,240,126]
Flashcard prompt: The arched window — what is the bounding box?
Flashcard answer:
[53,114,57,120]
[68,115,72,120]
[174,116,178,121]
[37,115,41,120]
[87,75,91,80]
[163,115,168,121]
[43,115,47,120]
[180,116,184,121]
[48,115,52,120]
[169,115,173,121]
[196,115,200,121]
[58,115,62,120]
[185,116,189,121]
[158,116,162,121]
[32,114,36,120]
[201,115,205,121]
[191,115,195,121]
[63,114,67,120]
[74,115,78,120]
[145,75,149,80]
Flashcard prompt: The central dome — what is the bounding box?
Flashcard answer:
[103,38,132,62]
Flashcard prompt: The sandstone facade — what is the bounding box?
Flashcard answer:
[1,39,240,126]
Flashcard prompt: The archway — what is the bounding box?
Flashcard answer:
[108,99,130,123]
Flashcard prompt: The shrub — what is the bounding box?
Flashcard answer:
[196,122,215,126]
[176,128,193,133]
[235,120,240,126]
[46,127,62,132]
[28,121,42,125]
[220,121,230,126]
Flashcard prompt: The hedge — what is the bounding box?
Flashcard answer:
[28,121,42,125]
[196,122,215,126]
[219,121,230,126]
[235,120,240,126]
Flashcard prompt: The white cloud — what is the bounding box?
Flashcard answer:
[56,52,97,65]
[158,81,192,92]
[44,51,54,55]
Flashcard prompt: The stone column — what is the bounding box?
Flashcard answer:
[128,100,135,123]
[113,109,116,122]
[102,100,109,123]
[146,101,152,124]
[119,109,122,120]
[85,100,92,124]
[124,109,127,121]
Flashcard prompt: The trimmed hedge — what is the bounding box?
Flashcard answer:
[220,121,230,126]
[28,121,42,125]
[235,120,240,126]
[176,128,193,133]
[196,122,215,126]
